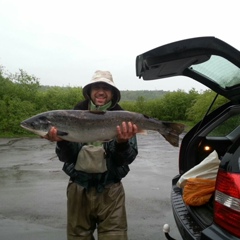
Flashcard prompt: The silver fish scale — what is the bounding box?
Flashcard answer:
[21,110,185,146]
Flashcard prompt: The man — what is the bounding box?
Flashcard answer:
[46,70,138,240]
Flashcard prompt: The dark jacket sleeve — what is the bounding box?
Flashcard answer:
[55,140,83,163]
[106,136,138,166]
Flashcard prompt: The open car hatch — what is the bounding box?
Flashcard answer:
[136,37,240,102]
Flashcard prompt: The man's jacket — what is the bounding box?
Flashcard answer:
[55,100,138,192]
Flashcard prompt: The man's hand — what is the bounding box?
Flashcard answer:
[43,127,63,142]
[116,122,138,143]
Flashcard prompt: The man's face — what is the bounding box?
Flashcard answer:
[90,83,113,106]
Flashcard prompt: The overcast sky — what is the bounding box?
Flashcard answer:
[0,0,239,91]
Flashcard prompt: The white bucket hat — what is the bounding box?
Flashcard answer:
[83,70,121,105]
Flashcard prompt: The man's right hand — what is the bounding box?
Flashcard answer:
[43,127,63,142]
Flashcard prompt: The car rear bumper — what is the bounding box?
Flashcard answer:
[171,175,239,240]
[171,175,203,240]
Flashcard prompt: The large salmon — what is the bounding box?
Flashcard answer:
[20,110,185,147]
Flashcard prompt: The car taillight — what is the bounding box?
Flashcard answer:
[214,168,240,238]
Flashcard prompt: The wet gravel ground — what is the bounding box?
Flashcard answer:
[0,132,182,240]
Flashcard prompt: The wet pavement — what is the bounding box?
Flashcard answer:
[0,132,182,240]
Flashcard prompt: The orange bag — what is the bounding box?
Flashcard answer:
[183,178,216,206]
[177,150,220,188]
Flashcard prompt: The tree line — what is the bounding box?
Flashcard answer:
[0,68,228,137]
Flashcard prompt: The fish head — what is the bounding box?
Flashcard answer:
[20,115,52,137]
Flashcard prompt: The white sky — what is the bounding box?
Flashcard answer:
[0,0,239,91]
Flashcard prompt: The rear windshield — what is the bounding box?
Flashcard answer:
[191,55,240,89]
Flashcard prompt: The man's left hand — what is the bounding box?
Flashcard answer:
[116,122,138,143]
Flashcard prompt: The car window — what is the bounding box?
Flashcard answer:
[191,55,240,89]
[207,114,240,137]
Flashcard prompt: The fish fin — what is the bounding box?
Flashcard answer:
[57,130,68,136]
[89,110,106,114]
[159,122,185,147]
[160,133,179,147]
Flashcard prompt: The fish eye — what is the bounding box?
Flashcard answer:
[39,116,47,122]
[39,116,52,127]
[39,116,50,124]
[31,122,36,127]
[30,121,39,129]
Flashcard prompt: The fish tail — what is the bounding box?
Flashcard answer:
[159,122,185,147]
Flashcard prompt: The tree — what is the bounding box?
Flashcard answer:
[159,89,199,121]
[186,90,229,123]
[35,86,83,111]
[8,69,40,98]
